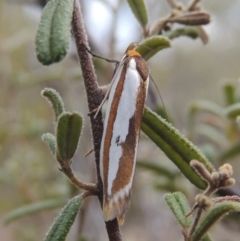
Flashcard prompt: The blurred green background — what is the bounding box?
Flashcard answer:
[1,0,240,240]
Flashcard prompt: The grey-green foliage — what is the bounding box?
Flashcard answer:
[166,27,199,40]
[41,88,65,121]
[192,201,240,241]
[126,0,148,28]
[56,112,83,161]
[44,196,82,241]
[35,0,74,65]
[136,36,171,60]
[164,192,192,228]
[42,133,56,155]
[141,107,215,190]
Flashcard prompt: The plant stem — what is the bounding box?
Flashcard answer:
[71,0,121,240]
[59,160,97,192]
[189,208,203,239]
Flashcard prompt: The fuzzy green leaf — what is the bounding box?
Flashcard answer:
[56,112,83,161]
[166,27,199,40]
[35,0,74,65]
[44,195,82,241]
[141,107,215,189]
[136,36,171,60]
[42,133,56,155]
[127,0,148,27]
[3,199,66,225]
[192,201,240,241]
[154,104,173,124]
[41,88,65,120]
[164,192,192,228]
[224,103,240,119]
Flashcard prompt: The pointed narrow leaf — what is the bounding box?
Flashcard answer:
[136,36,171,60]
[41,88,65,120]
[137,160,176,178]
[56,112,83,161]
[164,192,192,227]
[44,195,82,241]
[224,103,240,119]
[3,199,66,225]
[141,107,215,189]
[166,27,199,40]
[154,182,177,193]
[192,201,240,241]
[188,100,224,118]
[42,133,57,155]
[127,0,148,27]
[35,0,74,65]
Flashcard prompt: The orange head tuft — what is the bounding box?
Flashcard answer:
[125,42,140,57]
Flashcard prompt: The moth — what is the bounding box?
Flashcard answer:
[97,43,150,224]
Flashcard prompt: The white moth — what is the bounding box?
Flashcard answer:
[99,44,149,224]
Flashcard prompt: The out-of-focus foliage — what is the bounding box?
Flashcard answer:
[1,0,240,241]
[0,2,84,240]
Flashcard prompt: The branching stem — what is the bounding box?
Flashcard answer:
[59,159,97,193]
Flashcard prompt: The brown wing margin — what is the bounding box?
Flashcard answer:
[111,76,148,195]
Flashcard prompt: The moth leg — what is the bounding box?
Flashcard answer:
[93,84,112,118]
[88,107,98,116]
[82,44,120,64]
[84,148,94,157]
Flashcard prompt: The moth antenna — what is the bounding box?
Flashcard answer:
[149,74,169,121]
[94,64,121,119]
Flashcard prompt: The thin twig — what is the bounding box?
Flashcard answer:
[189,208,203,238]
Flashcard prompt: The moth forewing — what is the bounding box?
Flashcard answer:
[100,48,149,224]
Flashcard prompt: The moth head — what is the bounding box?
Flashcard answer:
[125,42,141,57]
